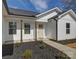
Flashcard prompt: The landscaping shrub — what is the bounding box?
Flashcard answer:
[39,40,47,49]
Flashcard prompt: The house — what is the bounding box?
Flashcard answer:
[48,10,76,40]
[2,0,76,44]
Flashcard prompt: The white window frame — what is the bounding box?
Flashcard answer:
[24,23,30,34]
[66,23,70,34]
[9,22,17,34]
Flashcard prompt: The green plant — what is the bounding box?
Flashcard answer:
[39,41,47,49]
[22,49,32,59]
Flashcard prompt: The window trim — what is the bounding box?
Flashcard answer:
[24,23,30,34]
[38,24,43,29]
[9,22,17,35]
[66,23,70,34]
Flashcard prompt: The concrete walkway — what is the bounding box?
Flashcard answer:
[43,40,76,59]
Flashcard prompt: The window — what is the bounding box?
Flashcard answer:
[9,22,16,34]
[39,24,43,29]
[24,23,30,34]
[66,23,70,34]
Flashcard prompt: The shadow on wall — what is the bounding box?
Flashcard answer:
[2,23,19,56]
[2,20,15,56]
[45,22,56,39]
[2,43,14,56]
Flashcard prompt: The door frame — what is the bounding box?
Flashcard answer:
[36,22,44,40]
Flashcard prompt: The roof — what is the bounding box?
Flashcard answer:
[36,7,62,17]
[58,9,76,20]
[3,0,38,17]
[3,0,75,20]
[3,0,63,18]
[48,9,76,21]
[8,8,39,17]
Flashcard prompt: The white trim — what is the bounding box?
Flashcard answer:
[3,15,36,20]
[58,9,76,19]
[36,7,62,17]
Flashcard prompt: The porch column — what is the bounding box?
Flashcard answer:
[20,20,23,43]
[35,21,37,41]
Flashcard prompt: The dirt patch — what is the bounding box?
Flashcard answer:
[66,43,76,48]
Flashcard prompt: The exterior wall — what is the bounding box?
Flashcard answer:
[36,12,58,22]
[2,17,20,44]
[2,16,35,44]
[22,20,35,42]
[45,19,56,40]
[58,14,76,40]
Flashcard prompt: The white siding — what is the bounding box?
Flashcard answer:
[58,14,76,40]
[36,12,58,22]
[2,17,8,44]
[2,17,21,44]
[22,20,35,42]
[45,19,56,40]
[2,17,35,44]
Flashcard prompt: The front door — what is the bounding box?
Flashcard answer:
[37,23,44,40]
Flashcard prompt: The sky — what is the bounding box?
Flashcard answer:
[6,0,76,13]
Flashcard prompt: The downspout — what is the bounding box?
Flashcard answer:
[56,20,58,41]
[20,20,23,43]
[54,15,59,41]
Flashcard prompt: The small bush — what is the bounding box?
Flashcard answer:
[22,49,32,59]
[39,41,47,49]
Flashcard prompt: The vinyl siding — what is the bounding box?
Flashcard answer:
[58,14,76,40]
